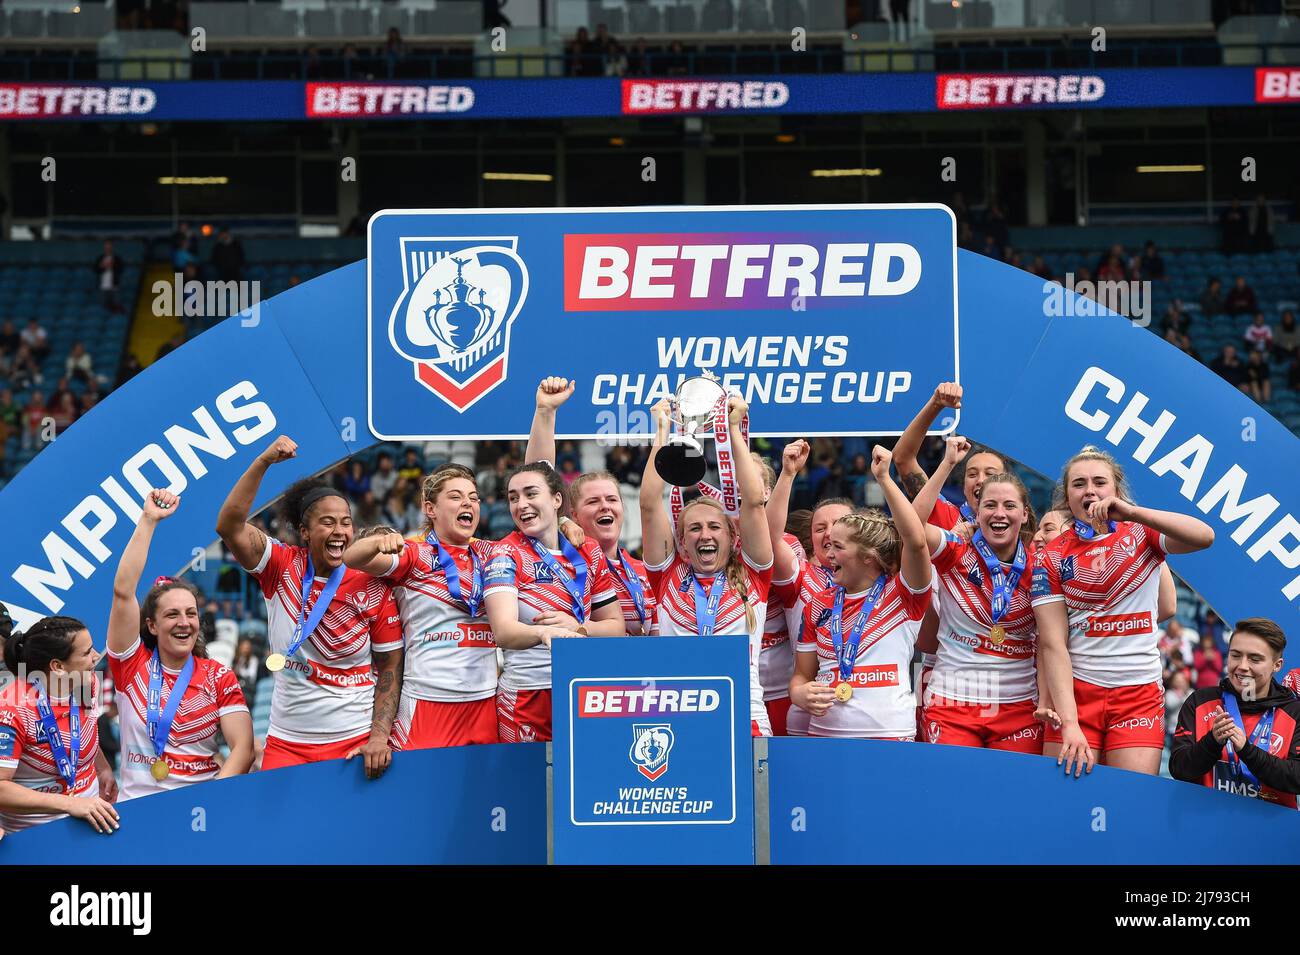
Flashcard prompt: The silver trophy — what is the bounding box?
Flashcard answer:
[654,371,728,487]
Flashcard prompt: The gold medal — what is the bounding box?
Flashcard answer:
[265,652,286,672]
[150,758,169,781]
[989,625,1006,645]
[835,681,854,702]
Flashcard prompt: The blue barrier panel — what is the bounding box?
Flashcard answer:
[552,637,754,864]
[767,738,1300,864]
[0,743,547,864]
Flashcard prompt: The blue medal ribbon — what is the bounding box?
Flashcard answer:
[146,649,195,763]
[1072,518,1117,540]
[959,502,975,523]
[612,549,648,631]
[33,681,80,792]
[427,532,483,618]
[527,536,589,623]
[1223,693,1276,787]
[970,530,1027,625]
[830,576,887,682]
[691,573,725,636]
[285,556,345,660]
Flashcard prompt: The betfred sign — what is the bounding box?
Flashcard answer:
[621,79,789,114]
[306,82,475,117]
[1255,68,1300,102]
[0,84,157,118]
[937,73,1105,109]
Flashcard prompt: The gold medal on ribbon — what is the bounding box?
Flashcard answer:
[835,681,854,702]
[150,758,169,782]
[265,652,286,672]
[989,625,1006,645]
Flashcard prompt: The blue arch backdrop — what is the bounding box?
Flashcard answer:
[0,209,1296,664]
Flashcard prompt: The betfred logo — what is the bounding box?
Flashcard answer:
[622,79,789,114]
[0,84,157,119]
[562,234,922,311]
[831,665,898,688]
[1085,612,1152,637]
[1256,68,1300,102]
[306,83,474,117]
[937,73,1104,109]
[579,684,722,716]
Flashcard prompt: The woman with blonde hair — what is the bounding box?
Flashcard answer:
[640,394,773,736]
[790,447,933,740]
[1032,446,1214,777]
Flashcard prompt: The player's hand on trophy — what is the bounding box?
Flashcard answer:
[727,394,749,426]
[651,399,674,442]
[536,376,574,412]
[143,488,180,522]
[258,435,298,467]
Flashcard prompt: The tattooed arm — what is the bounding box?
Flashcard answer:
[348,649,402,781]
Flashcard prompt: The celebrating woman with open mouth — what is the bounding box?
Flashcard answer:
[108,490,253,798]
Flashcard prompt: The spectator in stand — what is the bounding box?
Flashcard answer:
[605,446,636,485]
[1245,349,1271,403]
[370,450,398,500]
[1139,241,1166,281]
[1094,243,1126,276]
[604,42,629,76]
[593,22,615,57]
[1097,253,1126,282]
[0,388,19,444]
[1164,328,1201,362]
[1200,277,1224,319]
[20,318,50,365]
[384,27,405,75]
[64,342,97,385]
[93,239,125,314]
[1211,344,1248,393]
[1250,195,1274,253]
[211,228,245,283]
[8,345,42,391]
[1244,312,1274,354]
[1221,198,1249,254]
[627,37,649,75]
[173,220,198,258]
[1164,669,1192,749]
[397,447,424,483]
[567,27,599,76]
[665,40,689,75]
[559,457,581,485]
[0,320,18,356]
[50,392,78,435]
[117,352,143,386]
[1224,275,1258,316]
[1201,609,1226,653]
[79,392,99,416]
[846,453,869,506]
[984,200,1009,255]
[889,0,911,41]
[1274,310,1300,362]
[958,221,978,252]
[381,489,409,532]
[341,459,370,497]
[21,390,48,450]
[1290,353,1300,391]
[1193,631,1224,689]
[1161,301,1191,335]
[154,332,186,362]
[979,234,1003,261]
[356,489,382,527]
[477,455,510,501]
[232,638,260,708]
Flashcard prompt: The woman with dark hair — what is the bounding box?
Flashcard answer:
[343,464,501,750]
[216,435,403,773]
[1171,618,1300,806]
[0,616,119,834]
[108,489,252,799]
[485,461,624,743]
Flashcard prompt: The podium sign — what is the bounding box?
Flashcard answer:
[552,637,755,864]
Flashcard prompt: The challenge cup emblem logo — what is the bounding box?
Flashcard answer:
[629,723,675,781]
[388,238,529,411]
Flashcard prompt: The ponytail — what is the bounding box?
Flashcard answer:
[2,615,86,676]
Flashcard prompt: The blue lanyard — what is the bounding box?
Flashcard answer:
[612,549,647,629]
[147,650,195,760]
[527,536,589,623]
[287,556,345,659]
[691,573,725,636]
[959,501,975,522]
[1073,518,1117,541]
[830,576,887,681]
[1223,693,1276,786]
[970,530,1027,625]
[33,681,80,791]
[427,532,483,617]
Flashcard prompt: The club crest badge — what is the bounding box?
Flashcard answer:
[387,237,529,411]
[629,723,675,781]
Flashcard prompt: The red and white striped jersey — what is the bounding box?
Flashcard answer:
[484,531,618,692]
[758,533,807,701]
[0,675,101,833]
[647,549,773,734]
[930,496,965,532]
[797,572,931,738]
[381,538,498,703]
[254,538,403,744]
[109,638,247,800]
[929,533,1037,704]
[1031,520,1166,688]
[607,549,659,636]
